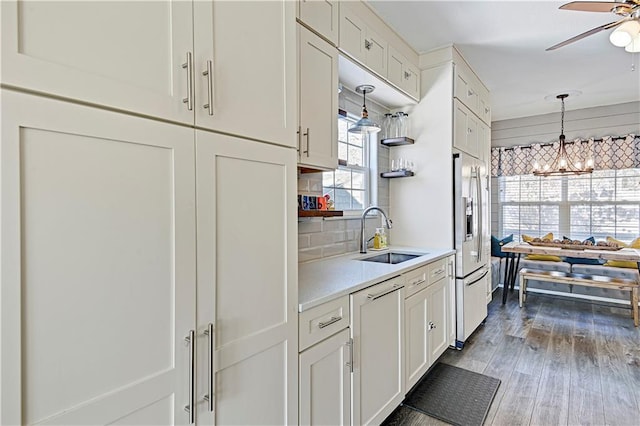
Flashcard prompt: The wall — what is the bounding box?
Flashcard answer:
[298,87,392,262]
[490,101,640,235]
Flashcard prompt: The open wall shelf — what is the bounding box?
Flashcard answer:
[381,137,414,147]
[298,210,344,218]
[380,170,414,178]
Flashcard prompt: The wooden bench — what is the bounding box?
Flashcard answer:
[519,268,639,327]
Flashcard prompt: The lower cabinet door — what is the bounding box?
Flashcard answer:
[351,278,404,425]
[195,130,298,425]
[404,288,429,393]
[0,90,196,425]
[299,329,351,426]
[428,278,450,365]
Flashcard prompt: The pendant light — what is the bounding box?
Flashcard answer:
[532,94,594,177]
[348,85,381,134]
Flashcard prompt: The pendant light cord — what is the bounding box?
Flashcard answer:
[560,96,565,136]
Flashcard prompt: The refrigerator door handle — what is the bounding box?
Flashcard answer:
[465,269,489,286]
[476,166,483,262]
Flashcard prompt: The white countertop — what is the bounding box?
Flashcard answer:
[298,246,456,312]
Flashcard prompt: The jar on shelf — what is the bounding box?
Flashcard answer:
[382,113,393,140]
[396,112,408,138]
[390,113,399,138]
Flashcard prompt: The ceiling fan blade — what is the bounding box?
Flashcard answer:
[546,19,626,51]
[559,1,624,12]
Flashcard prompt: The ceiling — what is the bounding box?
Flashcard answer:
[367,0,640,122]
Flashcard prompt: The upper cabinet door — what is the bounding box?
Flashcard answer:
[298,0,339,45]
[0,1,193,125]
[364,25,388,78]
[193,1,296,148]
[339,5,367,65]
[298,26,338,170]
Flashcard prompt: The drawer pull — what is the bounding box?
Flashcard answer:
[318,316,342,329]
[433,268,445,276]
[367,284,401,301]
[412,278,426,286]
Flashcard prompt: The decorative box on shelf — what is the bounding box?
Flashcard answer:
[380,170,414,178]
[381,137,414,147]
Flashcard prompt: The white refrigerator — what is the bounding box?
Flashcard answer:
[453,152,490,348]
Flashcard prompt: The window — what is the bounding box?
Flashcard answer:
[498,169,640,242]
[322,115,371,211]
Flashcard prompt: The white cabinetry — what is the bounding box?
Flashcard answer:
[298,25,339,170]
[403,256,453,392]
[339,2,388,78]
[193,1,296,146]
[1,0,296,147]
[454,63,491,126]
[454,99,480,158]
[351,277,404,425]
[388,46,420,100]
[0,90,196,425]
[298,0,339,45]
[195,131,298,425]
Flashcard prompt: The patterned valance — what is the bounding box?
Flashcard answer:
[491,134,640,177]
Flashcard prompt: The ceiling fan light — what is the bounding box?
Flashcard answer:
[625,33,640,53]
[610,21,640,47]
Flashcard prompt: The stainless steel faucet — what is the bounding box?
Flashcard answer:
[360,206,393,253]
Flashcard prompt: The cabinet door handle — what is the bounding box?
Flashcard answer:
[184,330,195,424]
[303,128,310,156]
[364,39,372,50]
[467,89,475,97]
[202,60,214,116]
[296,126,302,155]
[318,316,342,329]
[182,52,193,111]
[367,283,401,301]
[404,71,411,80]
[428,321,436,330]
[345,338,354,373]
[203,323,214,412]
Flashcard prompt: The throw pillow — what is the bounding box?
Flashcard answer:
[604,236,640,268]
[522,232,561,261]
[563,236,603,265]
[491,234,513,258]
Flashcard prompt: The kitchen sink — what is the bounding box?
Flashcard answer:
[359,252,424,264]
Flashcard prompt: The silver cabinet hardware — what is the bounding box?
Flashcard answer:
[318,316,342,329]
[202,60,214,116]
[428,321,436,330]
[449,260,454,277]
[184,330,195,424]
[203,323,214,412]
[367,283,401,301]
[485,107,490,114]
[467,89,475,97]
[433,268,445,276]
[345,338,354,373]
[404,71,411,80]
[412,278,426,286]
[296,126,301,155]
[182,52,193,111]
[303,128,310,156]
[364,39,372,50]
[476,165,483,262]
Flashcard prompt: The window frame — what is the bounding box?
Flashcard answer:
[497,169,640,242]
[322,113,373,215]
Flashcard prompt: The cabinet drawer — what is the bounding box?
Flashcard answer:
[428,257,448,284]
[404,265,428,298]
[299,295,350,351]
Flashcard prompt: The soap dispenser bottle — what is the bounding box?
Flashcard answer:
[373,228,383,250]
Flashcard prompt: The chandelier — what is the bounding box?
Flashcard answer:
[532,94,594,177]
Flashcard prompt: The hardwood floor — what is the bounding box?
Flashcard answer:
[383,291,640,425]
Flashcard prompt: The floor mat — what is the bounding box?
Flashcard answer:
[403,363,501,426]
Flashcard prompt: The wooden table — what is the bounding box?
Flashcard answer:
[499,242,640,305]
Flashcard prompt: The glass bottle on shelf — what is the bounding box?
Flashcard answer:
[382,113,393,140]
[396,112,408,138]
[390,114,399,138]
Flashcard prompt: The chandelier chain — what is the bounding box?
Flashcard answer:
[560,97,565,135]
